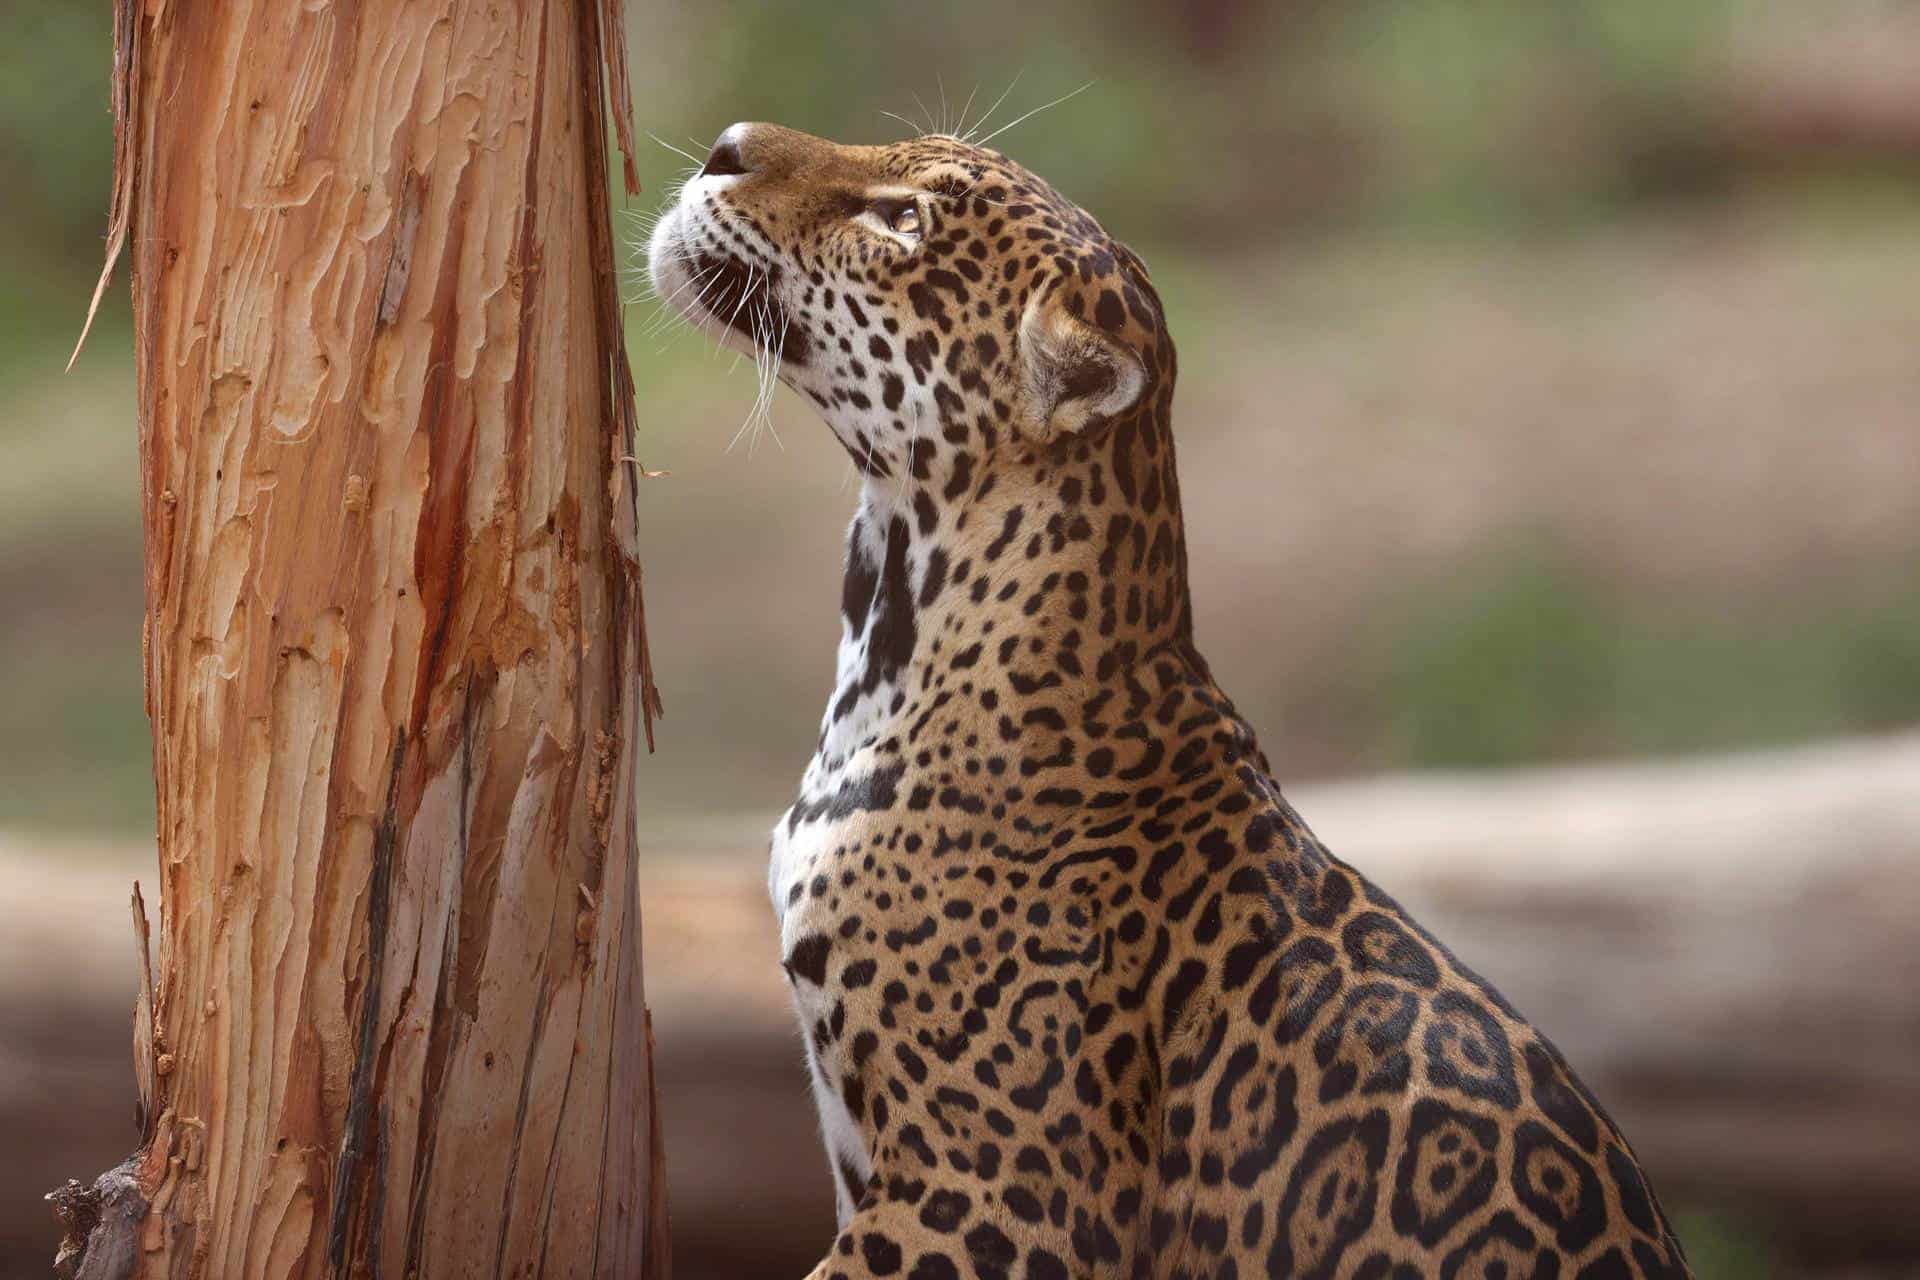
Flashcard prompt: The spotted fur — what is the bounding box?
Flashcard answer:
[649,122,1691,1280]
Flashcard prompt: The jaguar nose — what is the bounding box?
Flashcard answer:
[700,124,752,178]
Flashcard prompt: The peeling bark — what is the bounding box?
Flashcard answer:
[58,2,669,1276]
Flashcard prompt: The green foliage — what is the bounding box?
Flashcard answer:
[6,0,1915,380]
[1383,547,1622,766]
[1669,1207,1774,1280]
[0,3,115,247]
[0,2,120,367]
[1379,543,1920,768]
[621,0,1814,244]
[0,641,154,831]
[1327,0,1737,227]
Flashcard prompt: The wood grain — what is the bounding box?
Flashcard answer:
[56,2,668,1276]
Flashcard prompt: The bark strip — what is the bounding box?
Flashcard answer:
[326,739,405,1276]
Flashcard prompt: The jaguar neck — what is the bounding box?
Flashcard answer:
[814,401,1197,769]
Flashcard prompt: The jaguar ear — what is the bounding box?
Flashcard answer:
[1015,281,1146,444]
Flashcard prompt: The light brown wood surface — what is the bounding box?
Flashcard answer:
[52,3,668,1277]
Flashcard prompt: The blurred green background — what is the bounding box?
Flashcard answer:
[7,0,1920,832]
[3,1,1919,1275]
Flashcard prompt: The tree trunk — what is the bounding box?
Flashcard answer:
[51,2,669,1276]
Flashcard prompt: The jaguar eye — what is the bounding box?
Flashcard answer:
[870,197,923,239]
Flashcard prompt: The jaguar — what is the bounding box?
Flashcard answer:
[647,120,1690,1280]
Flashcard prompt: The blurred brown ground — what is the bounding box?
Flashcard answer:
[7,734,1918,1278]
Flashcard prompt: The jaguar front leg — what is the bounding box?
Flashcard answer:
[802,1168,1081,1280]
